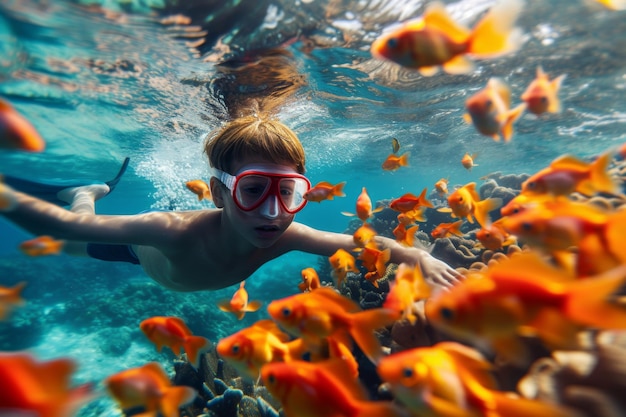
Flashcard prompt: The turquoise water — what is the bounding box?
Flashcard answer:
[0,0,625,415]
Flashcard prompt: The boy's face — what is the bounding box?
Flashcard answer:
[215,157,307,249]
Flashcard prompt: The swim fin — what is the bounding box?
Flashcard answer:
[4,157,130,206]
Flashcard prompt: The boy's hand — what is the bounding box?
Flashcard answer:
[0,181,17,211]
[419,253,463,289]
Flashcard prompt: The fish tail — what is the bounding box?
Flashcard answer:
[9,281,27,305]
[399,152,410,167]
[333,181,347,197]
[548,74,567,113]
[589,151,620,195]
[501,103,526,142]
[473,197,503,228]
[565,264,626,330]
[350,308,400,363]
[417,187,434,208]
[450,220,465,236]
[160,386,197,417]
[467,0,524,58]
[184,336,211,369]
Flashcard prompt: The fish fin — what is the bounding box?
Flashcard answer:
[589,151,620,195]
[350,308,400,363]
[245,300,263,312]
[341,211,356,217]
[314,287,362,312]
[417,187,434,208]
[473,197,502,229]
[547,74,566,113]
[468,0,524,57]
[463,113,473,124]
[333,181,347,197]
[604,209,626,265]
[184,336,211,369]
[423,2,471,43]
[529,308,582,350]
[438,207,453,213]
[423,390,482,417]
[419,66,440,77]
[501,103,526,142]
[217,300,233,312]
[160,386,197,417]
[443,55,475,74]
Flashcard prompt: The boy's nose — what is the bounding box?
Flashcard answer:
[260,195,280,218]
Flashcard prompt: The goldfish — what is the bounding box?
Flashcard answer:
[434,178,449,196]
[393,223,419,247]
[521,151,619,197]
[341,187,383,222]
[0,98,46,152]
[377,342,572,417]
[389,188,434,212]
[139,316,211,369]
[593,0,626,10]
[430,220,464,239]
[217,281,262,320]
[391,137,400,153]
[370,0,524,76]
[303,181,346,202]
[464,78,526,142]
[216,319,307,379]
[382,152,409,171]
[521,67,566,115]
[299,267,321,292]
[425,251,626,364]
[357,246,391,287]
[19,235,64,256]
[0,281,26,320]
[267,287,399,363]
[475,219,516,251]
[397,208,427,225]
[499,192,553,217]
[384,263,431,324]
[261,359,407,417]
[0,352,93,417]
[461,152,478,171]
[329,248,359,288]
[441,182,502,228]
[106,362,196,417]
[353,223,377,248]
[185,179,212,201]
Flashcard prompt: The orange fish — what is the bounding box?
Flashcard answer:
[430,220,464,239]
[353,223,378,248]
[370,0,524,76]
[464,78,526,142]
[521,151,619,197]
[434,178,449,196]
[217,281,263,320]
[382,152,409,171]
[377,341,572,417]
[383,263,431,324]
[106,362,196,417]
[328,248,359,288]
[267,287,399,363]
[140,316,211,369]
[299,267,321,292]
[397,208,427,225]
[475,219,516,251]
[19,235,64,256]
[442,182,502,228]
[0,352,94,417]
[0,98,46,152]
[461,152,478,171]
[592,0,626,11]
[303,181,346,203]
[393,223,419,247]
[185,179,212,201]
[425,252,626,363]
[261,359,407,417]
[216,319,307,379]
[389,188,434,212]
[0,281,26,320]
[342,187,383,222]
[357,246,391,287]
[521,67,566,115]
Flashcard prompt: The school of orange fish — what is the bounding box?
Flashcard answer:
[2,0,626,416]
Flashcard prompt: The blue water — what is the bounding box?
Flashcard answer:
[0,0,625,415]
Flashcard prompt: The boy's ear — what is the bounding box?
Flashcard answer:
[210,177,225,208]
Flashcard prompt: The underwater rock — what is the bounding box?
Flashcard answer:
[479,172,530,190]
[429,236,481,269]
[97,326,133,356]
[205,387,243,417]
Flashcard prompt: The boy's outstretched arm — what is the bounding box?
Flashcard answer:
[284,222,462,288]
[0,186,186,251]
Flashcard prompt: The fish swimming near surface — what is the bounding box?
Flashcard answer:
[299,267,321,292]
[341,187,383,222]
[370,0,524,76]
[106,362,197,417]
[19,235,64,256]
[464,78,526,142]
[303,180,346,202]
[217,280,263,320]
[521,66,566,115]
[440,182,502,228]
[139,316,211,369]
[382,152,410,171]
[0,98,46,152]
[0,281,26,320]
[185,179,212,201]
[0,352,94,417]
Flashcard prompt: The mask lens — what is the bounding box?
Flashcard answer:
[235,175,271,209]
[278,177,309,212]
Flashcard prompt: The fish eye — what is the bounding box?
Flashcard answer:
[541,96,548,103]
[526,181,536,189]
[281,307,292,317]
[402,367,413,378]
[484,232,491,238]
[231,344,240,354]
[266,373,276,384]
[440,307,455,321]
[485,99,492,107]
[386,37,398,49]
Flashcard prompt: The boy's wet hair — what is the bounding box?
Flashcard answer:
[204,113,306,174]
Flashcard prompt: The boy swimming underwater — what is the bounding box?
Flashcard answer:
[0,114,461,292]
